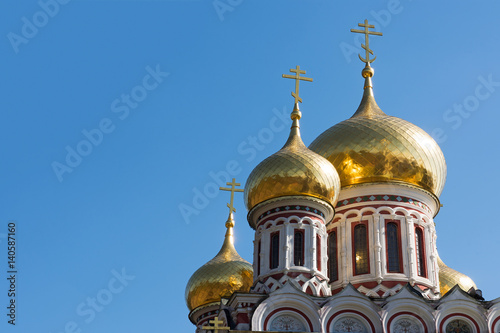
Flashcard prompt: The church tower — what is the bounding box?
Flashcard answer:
[309,20,475,299]
[244,66,341,297]
[185,20,500,333]
[185,180,253,330]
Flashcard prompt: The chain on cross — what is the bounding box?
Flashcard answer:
[282,65,313,105]
[351,19,383,64]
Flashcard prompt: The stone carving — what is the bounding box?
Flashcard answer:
[445,319,472,333]
[332,316,367,332]
[393,318,422,333]
[270,315,306,332]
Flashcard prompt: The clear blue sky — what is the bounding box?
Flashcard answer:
[1,1,499,332]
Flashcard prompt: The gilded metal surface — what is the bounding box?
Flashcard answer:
[244,115,341,211]
[438,255,477,295]
[282,65,313,105]
[309,77,447,197]
[351,19,383,64]
[185,219,253,311]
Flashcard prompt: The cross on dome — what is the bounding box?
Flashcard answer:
[351,19,383,65]
[282,65,313,105]
[220,178,244,215]
[201,317,230,333]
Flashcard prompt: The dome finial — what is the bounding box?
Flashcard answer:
[350,19,383,67]
[282,65,313,144]
[349,21,385,118]
[282,65,313,121]
[219,178,244,230]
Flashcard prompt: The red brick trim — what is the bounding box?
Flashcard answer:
[491,316,500,333]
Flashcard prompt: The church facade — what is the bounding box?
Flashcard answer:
[185,22,500,333]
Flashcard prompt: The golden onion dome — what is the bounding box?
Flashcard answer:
[438,255,477,295]
[244,105,341,212]
[185,215,253,312]
[309,66,447,198]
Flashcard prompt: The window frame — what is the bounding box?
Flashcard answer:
[414,226,427,278]
[385,220,403,273]
[257,240,261,276]
[316,234,322,272]
[293,229,305,267]
[328,229,339,282]
[352,221,370,276]
[270,231,280,270]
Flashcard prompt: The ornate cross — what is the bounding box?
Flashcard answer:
[351,19,383,64]
[282,65,313,104]
[202,317,230,333]
[219,178,244,214]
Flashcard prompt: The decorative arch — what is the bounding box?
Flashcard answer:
[386,311,428,333]
[439,314,479,333]
[491,315,500,333]
[264,307,312,332]
[252,284,321,332]
[326,310,375,333]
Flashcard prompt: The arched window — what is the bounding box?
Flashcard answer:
[270,232,280,269]
[316,234,322,271]
[293,230,304,266]
[328,230,338,281]
[445,319,472,333]
[415,227,426,277]
[386,222,401,273]
[353,224,369,275]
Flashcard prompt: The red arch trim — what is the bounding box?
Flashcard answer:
[491,316,500,333]
[439,313,480,333]
[263,307,314,332]
[386,311,428,333]
[326,309,376,332]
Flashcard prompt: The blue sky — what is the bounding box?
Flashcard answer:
[1,1,500,332]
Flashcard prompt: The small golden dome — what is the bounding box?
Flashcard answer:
[309,71,446,198]
[244,105,341,212]
[438,255,477,295]
[185,216,253,312]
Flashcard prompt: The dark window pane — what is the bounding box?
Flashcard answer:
[294,231,303,266]
[415,228,425,277]
[328,231,338,281]
[257,240,261,276]
[317,234,322,271]
[270,233,279,269]
[354,224,369,275]
[387,222,401,273]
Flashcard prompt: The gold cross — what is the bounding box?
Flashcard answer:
[351,19,383,64]
[202,317,230,333]
[282,65,313,104]
[219,178,244,214]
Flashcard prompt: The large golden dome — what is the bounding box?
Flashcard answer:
[438,255,477,295]
[244,107,341,212]
[309,69,446,198]
[185,217,253,312]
